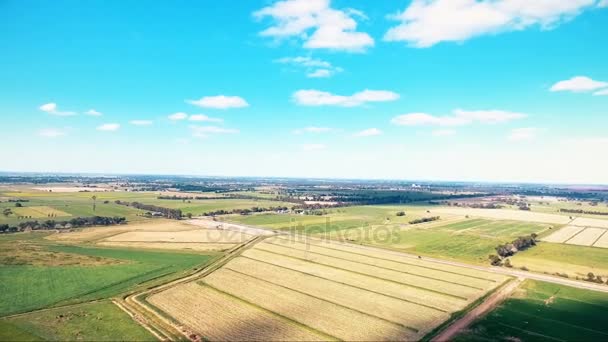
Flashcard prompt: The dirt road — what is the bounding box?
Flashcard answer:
[431,278,524,341]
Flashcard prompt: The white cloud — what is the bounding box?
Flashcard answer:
[293,126,332,134]
[508,127,539,141]
[293,89,399,107]
[254,0,374,52]
[354,128,382,137]
[186,95,249,109]
[276,56,343,78]
[39,102,76,116]
[550,76,608,92]
[38,128,66,138]
[594,88,608,96]
[189,114,223,122]
[130,120,153,126]
[301,143,326,151]
[384,0,599,47]
[392,109,526,126]
[85,109,102,116]
[432,129,456,137]
[191,125,239,138]
[96,123,120,132]
[168,112,188,121]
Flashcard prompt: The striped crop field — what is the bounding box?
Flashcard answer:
[148,237,508,341]
[543,225,608,249]
[542,225,586,243]
[566,227,606,246]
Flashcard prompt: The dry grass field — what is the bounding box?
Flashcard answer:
[543,225,608,248]
[542,225,586,243]
[432,207,572,224]
[148,282,327,341]
[571,217,608,229]
[12,206,71,218]
[566,227,606,246]
[49,220,254,252]
[148,236,508,341]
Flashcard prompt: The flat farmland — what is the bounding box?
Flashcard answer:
[543,225,608,249]
[542,225,586,243]
[432,207,572,224]
[454,280,608,341]
[12,206,71,218]
[566,227,606,246]
[148,282,327,341]
[149,237,508,341]
[133,198,294,215]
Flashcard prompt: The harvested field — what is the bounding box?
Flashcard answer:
[593,230,608,248]
[148,282,325,341]
[432,207,571,224]
[185,218,274,236]
[104,230,251,244]
[261,239,497,290]
[255,242,484,299]
[571,217,608,229]
[566,227,606,246]
[242,248,467,312]
[542,225,586,243]
[225,257,449,330]
[204,268,418,341]
[97,241,236,251]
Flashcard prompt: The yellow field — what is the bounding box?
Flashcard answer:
[148,235,508,341]
[12,206,71,218]
[49,220,196,243]
[566,227,606,246]
[104,229,252,243]
[542,225,586,243]
[148,282,326,341]
[204,268,418,341]
[432,207,571,224]
[593,231,608,248]
[97,241,236,251]
[571,217,608,229]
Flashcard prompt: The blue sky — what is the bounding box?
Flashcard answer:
[1,0,607,184]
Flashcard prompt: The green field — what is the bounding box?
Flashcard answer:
[511,242,608,278]
[0,233,217,317]
[0,301,154,341]
[454,280,608,341]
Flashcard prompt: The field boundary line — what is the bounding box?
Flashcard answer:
[112,299,171,341]
[502,306,608,337]
[249,247,469,300]
[430,277,523,342]
[564,226,588,244]
[261,241,486,290]
[197,282,339,341]
[214,267,420,334]
[238,255,450,313]
[274,236,498,282]
[494,322,564,342]
[591,229,608,247]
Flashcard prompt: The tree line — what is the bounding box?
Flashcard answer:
[489,233,537,266]
[202,206,289,217]
[409,216,440,225]
[114,200,182,219]
[0,216,127,234]
[560,208,608,216]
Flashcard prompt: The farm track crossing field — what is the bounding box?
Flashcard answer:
[148,282,327,341]
[204,268,418,341]
[454,280,608,341]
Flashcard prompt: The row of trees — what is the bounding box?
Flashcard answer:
[560,208,608,216]
[409,216,440,225]
[0,216,127,234]
[115,200,182,219]
[202,206,289,217]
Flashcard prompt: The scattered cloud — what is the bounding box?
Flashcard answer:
[39,102,76,116]
[354,128,382,137]
[275,56,343,78]
[293,126,332,134]
[168,112,188,121]
[96,123,120,132]
[130,120,153,126]
[85,109,102,116]
[594,88,608,96]
[384,0,600,47]
[254,0,374,52]
[550,76,608,92]
[38,128,66,138]
[186,95,249,109]
[392,109,526,126]
[301,143,326,151]
[432,129,456,137]
[190,125,239,138]
[508,127,539,141]
[189,114,223,122]
[293,89,399,107]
